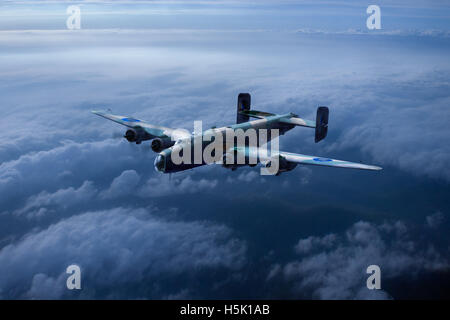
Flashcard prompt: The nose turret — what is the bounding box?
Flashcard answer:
[154,154,165,172]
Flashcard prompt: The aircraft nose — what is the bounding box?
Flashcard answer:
[154,154,165,173]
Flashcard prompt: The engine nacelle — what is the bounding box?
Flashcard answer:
[151,137,175,153]
[124,129,151,144]
[263,156,297,175]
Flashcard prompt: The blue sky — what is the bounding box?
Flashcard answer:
[0,0,449,299]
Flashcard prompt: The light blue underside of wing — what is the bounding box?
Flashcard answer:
[281,152,382,171]
[92,110,171,138]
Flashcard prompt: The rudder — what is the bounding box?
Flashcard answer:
[236,93,251,124]
[315,106,329,143]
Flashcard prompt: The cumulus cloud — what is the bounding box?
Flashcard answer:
[0,207,246,299]
[237,170,259,183]
[13,180,98,219]
[426,211,445,229]
[139,174,218,197]
[0,139,149,209]
[295,234,338,254]
[317,69,450,181]
[296,166,312,185]
[100,170,140,199]
[270,219,449,300]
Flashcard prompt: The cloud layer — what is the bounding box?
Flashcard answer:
[0,8,449,299]
[0,207,246,299]
[270,217,449,299]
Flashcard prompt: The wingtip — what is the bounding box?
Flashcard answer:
[91,110,106,116]
[357,164,382,171]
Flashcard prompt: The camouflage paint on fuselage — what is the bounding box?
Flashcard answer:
[154,113,297,173]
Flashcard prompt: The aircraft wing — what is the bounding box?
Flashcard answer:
[232,147,382,171]
[92,110,190,140]
[278,151,382,171]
